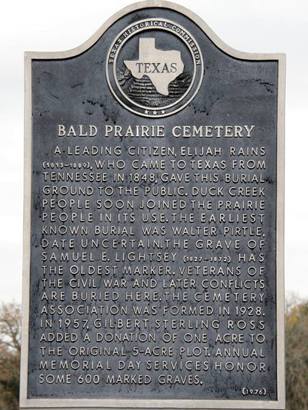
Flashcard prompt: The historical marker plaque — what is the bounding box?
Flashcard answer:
[21,2,285,409]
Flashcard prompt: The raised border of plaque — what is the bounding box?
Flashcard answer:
[20,1,286,409]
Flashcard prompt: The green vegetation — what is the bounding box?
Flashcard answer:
[286,300,308,409]
[0,303,20,410]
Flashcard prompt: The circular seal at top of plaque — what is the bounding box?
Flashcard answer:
[106,18,203,118]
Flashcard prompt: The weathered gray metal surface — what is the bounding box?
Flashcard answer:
[21,1,285,409]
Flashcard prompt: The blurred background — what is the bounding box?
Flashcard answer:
[0,0,307,409]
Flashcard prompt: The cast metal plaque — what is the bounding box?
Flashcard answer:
[21,1,285,409]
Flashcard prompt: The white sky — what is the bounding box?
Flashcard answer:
[0,0,307,303]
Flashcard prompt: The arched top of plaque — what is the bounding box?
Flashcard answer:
[25,0,285,61]
[25,0,285,119]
